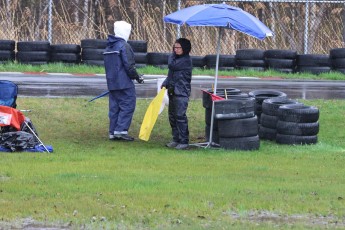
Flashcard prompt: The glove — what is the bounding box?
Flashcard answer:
[136,74,144,84]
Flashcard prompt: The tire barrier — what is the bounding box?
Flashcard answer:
[296,54,331,75]
[147,52,170,69]
[16,41,50,65]
[202,88,243,145]
[191,55,206,69]
[81,39,106,66]
[0,40,15,63]
[265,49,297,73]
[330,48,345,74]
[205,54,235,70]
[214,97,260,150]
[259,97,302,141]
[276,104,319,145]
[248,89,287,123]
[50,44,81,64]
[235,49,266,71]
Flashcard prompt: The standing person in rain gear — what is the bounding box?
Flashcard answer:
[161,38,193,150]
[104,21,144,141]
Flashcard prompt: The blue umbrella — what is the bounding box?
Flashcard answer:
[164,3,273,147]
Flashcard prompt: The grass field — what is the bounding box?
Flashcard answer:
[0,97,345,229]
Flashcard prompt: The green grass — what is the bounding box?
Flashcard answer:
[1,62,345,80]
[0,98,345,229]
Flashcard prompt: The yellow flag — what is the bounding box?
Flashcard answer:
[139,87,167,141]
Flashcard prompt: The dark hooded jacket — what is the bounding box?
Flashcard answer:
[103,35,138,90]
[162,53,192,97]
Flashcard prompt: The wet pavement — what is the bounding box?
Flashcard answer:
[1,72,345,100]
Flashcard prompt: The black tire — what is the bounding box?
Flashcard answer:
[81,60,104,66]
[214,97,256,120]
[276,134,318,145]
[128,40,147,53]
[50,44,81,53]
[258,125,277,141]
[191,55,206,68]
[80,39,107,49]
[236,59,266,68]
[16,51,50,62]
[147,52,170,65]
[330,48,345,59]
[219,135,260,151]
[262,97,302,116]
[266,58,296,69]
[205,55,236,68]
[278,104,319,123]
[248,90,287,103]
[17,61,48,65]
[235,49,265,60]
[0,50,15,61]
[330,58,345,68]
[51,53,81,63]
[260,113,279,129]
[0,40,15,51]
[17,41,50,51]
[276,121,319,136]
[264,49,297,59]
[297,66,331,75]
[218,116,258,138]
[297,54,330,67]
[269,68,295,74]
[134,52,147,64]
[236,66,266,71]
[82,48,104,60]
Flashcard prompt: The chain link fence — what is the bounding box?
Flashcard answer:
[0,0,344,55]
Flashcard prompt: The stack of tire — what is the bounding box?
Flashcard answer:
[296,54,331,75]
[203,88,260,150]
[202,88,244,144]
[235,49,266,71]
[205,55,235,70]
[81,39,107,66]
[248,89,287,123]
[0,40,15,63]
[129,40,148,68]
[147,52,170,69]
[50,44,81,64]
[330,48,345,74]
[214,97,259,150]
[276,104,319,145]
[265,49,297,73]
[16,41,50,65]
[259,97,302,141]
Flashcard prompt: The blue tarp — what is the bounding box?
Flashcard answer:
[0,145,53,153]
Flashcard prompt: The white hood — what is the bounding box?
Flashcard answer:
[114,21,132,42]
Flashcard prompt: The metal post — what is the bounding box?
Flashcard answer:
[177,0,181,38]
[48,0,53,43]
[304,0,309,54]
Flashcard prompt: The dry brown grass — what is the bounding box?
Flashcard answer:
[0,0,344,55]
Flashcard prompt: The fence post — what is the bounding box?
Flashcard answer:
[304,0,309,54]
[48,0,53,43]
[177,0,181,38]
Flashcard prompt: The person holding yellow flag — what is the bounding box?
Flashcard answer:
[161,38,193,150]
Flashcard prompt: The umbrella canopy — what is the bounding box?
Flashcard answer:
[164,3,273,147]
[164,3,273,40]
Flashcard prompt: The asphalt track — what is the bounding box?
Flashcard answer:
[1,72,345,100]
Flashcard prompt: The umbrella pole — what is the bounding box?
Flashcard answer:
[206,28,222,148]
